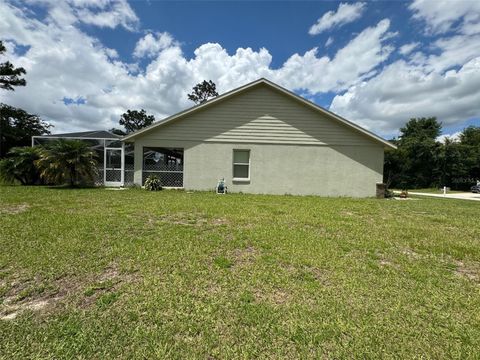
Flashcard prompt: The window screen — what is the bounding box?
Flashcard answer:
[233,150,250,179]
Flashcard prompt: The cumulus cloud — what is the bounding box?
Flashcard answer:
[325,36,334,47]
[330,57,480,135]
[133,32,176,58]
[410,0,480,35]
[3,0,478,138]
[309,2,366,35]
[277,19,394,93]
[328,1,480,136]
[0,1,395,133]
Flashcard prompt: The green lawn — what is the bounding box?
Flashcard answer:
[1,186,480,359]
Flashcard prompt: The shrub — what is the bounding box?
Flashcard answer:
[144,175,162,191]
[0,146,41,185]
[35,139,98,186]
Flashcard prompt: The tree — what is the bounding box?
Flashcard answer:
[460,126,480,146]
[459,126,480,184]
[438,138,470,189]
[0,104,52,157]
[0,40,26,91]
[119,109,155,134]
[399,117,441,141]
[0,146,41,185]
[386,119,480,190]
[385,117,442,189]
[187,80,219,104]
[398,118,442,188]
[36,140,98,187]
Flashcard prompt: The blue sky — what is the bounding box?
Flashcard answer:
[1,0,479,139]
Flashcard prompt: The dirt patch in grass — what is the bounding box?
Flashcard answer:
[0,203,29,215]
[454,260,479,283]
[401,248,422,259]
[378,258,400,270]
[1,275,61,320]
[281,263,330,286]
[0,264,141,320]
[79,264,140,308]
[158,213,229,227]
[232,246,258,267]
[1,298,57,320]
[255,287,291,305]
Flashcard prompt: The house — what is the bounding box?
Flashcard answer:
[33,78,395,196]
[123,78,396,197]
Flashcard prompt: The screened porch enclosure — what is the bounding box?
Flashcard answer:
[142,147,184,187]
[32,131,134,187]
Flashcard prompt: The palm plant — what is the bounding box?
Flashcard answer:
[36,139,98,186]
[0,146,41,185]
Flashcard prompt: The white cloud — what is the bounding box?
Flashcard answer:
[133,32,176,58]
[277,19,394,93]
[328,0,480,136]
[309,2,366,35]
[399,42,419,56]
[75,0,139,31]
[27,0,139,31]
[325,36,333,47]
[0,2,395,133]
[437,131,462,143]
[330,56,480,135]
[410,0,480,35]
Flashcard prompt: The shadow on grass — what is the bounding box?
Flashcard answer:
[46,185,103,190]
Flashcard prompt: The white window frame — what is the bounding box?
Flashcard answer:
[232,149,250,182]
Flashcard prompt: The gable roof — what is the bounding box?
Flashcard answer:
[123,78,396,149]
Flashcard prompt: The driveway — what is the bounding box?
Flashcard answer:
[408,192,480,201]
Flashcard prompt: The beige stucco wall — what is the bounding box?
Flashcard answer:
[129,83,387,197]
[132,138,384,197]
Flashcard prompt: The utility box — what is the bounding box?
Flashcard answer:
[376,183,386,199]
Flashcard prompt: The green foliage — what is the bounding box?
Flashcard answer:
[144,175,162,191]
[96,292,120,309]
[0,146,41,185]
[399,117,441,140]
[0,40,26,91]
[385,118,480,190]
[35,139,98,186]
[119,109,155,134]
[460,126,480,146]
[187,80,219,104]
[214,256,233,269]
[0,103,52,157]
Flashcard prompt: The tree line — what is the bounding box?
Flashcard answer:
[385,117,480,190]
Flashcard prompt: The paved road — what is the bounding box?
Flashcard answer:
[408,192,480,201]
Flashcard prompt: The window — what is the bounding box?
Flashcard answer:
[233,150,250,180]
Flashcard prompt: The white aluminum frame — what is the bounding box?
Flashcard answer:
[104,143,124,187]
[232,149,251,182]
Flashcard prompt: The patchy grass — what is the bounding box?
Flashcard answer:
[1,186,480,358]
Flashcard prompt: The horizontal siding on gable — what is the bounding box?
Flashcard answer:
[141,85,376,146]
